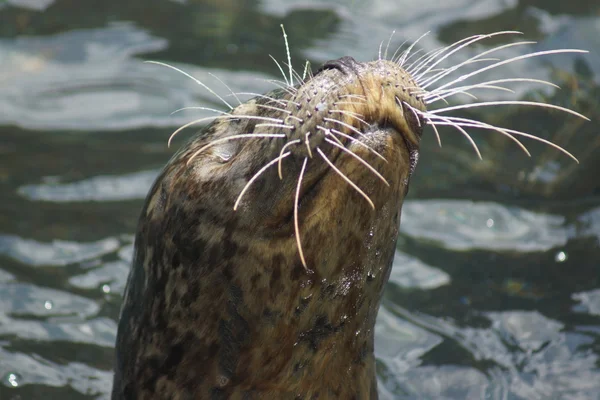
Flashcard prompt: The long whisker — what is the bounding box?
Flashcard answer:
[406,46,446,74]
[282,61,306,86]
[340,94,368,102]
[408,32,500,76]
[317,148,375,209]
[398,32,430,67]
[280,24,294,87]
[383,30,396,60]
[428,100,590,121]
[429,48,589,91]
[426,117,443,147]
[255,123,295,130]
[428,115,483,159]
[424,78,559,103]
[294,157,309,269]
[423,114,531,156]
[304,132,313,158]
[324,138,389,186]
[323,117,367,138]
[278,140,301,179]
[424,115,579,162]
[334,101,370,107]
[234,92,290,107]
[265,79,297,95]
[255,103,292,115]
[408,34,487,74]
[418,41,536,88]
[145,61,233,110]
[171,114,287,146]
[186,133,285,165]
[326,128,388,162]
[428,85,513,102]
[269,55,290,88]
[170,106,231,116]
[169,114,232,147]
[414,31,522,81]
[208,72,242,106]
[233,151,292,210]
[302,60,313,81]
[390,39,408,63]
[329,109,371,127]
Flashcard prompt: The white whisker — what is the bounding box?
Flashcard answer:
[327,128,388,162]
[265,79,297,95]
[329,109,370,127]
[255,123,295,130]
[429,115,483,159]
[419,41,536,88]
[323,117,366,138]
[390,39,409,63]
[384,30,396,60]
[278,140,302,179]
[398,31,430,67]
[403,102,422,127]
[186,133,285,165]
[423,114,531,156]
[317,148,375,209]
[169,114,232,147]
[429,48,588,91]
[145,61,233,110]
[424,78,559,103]
[280,24,294,87]
[425,115,579,162]
[414,31,521,81]
[234,92,289,107]
[304,132,313,158]
[208,72,242,106]
[302,60,312,81]
[340,94,368,102]
[425,117,443,147]
[269,54,290,88]
[255,104,292,114]
[429,100,589,121]
[335,101,370,107]
[324,138,389,186]
[234,151,292,211]
[294,157,309,269]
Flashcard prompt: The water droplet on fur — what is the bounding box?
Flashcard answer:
[3,372,21,387]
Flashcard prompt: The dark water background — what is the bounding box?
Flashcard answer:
[1,0,599,399]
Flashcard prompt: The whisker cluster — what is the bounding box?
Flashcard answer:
[148,28,588,269]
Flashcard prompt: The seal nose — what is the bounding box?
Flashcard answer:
[317,56,360,75]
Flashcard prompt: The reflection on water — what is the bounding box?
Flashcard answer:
[1,0,599,399]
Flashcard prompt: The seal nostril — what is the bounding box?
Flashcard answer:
[317,56,360,76]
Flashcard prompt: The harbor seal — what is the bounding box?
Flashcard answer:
[112,31,588,399]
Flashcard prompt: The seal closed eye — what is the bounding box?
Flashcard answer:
[111,31,588,400]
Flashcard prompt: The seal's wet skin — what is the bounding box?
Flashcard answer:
[111,31,587,399]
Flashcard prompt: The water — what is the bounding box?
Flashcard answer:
[1,0,599,399]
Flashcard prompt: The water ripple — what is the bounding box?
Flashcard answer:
[401,200,567,252]
[0,235,120,267]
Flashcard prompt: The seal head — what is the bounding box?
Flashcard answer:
[112,56,426,399]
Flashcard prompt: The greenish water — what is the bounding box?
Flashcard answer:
[1,0,599,399]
